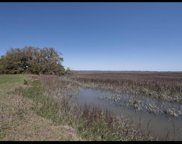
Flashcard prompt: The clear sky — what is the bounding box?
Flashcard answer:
[0,2,182,71]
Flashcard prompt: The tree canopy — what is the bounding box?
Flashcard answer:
[0,46,65,75]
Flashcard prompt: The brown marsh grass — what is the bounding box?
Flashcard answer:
[71,71,182,103]
[17,75,152,141]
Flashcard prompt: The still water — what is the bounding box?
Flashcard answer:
[73,87,182,140]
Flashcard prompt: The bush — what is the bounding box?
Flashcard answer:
[0,46,65,75]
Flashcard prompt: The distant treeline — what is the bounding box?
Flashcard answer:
[0,46,65,75]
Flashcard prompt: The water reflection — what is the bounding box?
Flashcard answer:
[72,87,182,140]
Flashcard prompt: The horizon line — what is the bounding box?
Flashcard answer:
[71,69,182,72]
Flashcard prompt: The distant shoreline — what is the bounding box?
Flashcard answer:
[72,70,182,74]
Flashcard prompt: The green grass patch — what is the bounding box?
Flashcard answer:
[0,74,27,91]
[15,79,62,124]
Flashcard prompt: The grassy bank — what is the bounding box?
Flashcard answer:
[20,75,153,140]
[0,74,153,141]
[0,74,81,141]
[0,74,26,139]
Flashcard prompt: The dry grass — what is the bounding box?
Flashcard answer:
[0,74,81,141]
[34,75,153,141]
[71,72,182,103]
[0,74,155,141]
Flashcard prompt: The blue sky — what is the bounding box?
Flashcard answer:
[0,2,182,71]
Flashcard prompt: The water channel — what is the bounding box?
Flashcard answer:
[72,87,182,140]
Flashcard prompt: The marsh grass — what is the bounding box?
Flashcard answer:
[72,72,182,103]
[13,75,151,141]
[1,74,180,140]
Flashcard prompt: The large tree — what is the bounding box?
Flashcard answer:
[0,46,65,75]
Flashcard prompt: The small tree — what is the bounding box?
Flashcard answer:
[0,46,65,75]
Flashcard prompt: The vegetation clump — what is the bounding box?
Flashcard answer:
[0,46,65,75]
